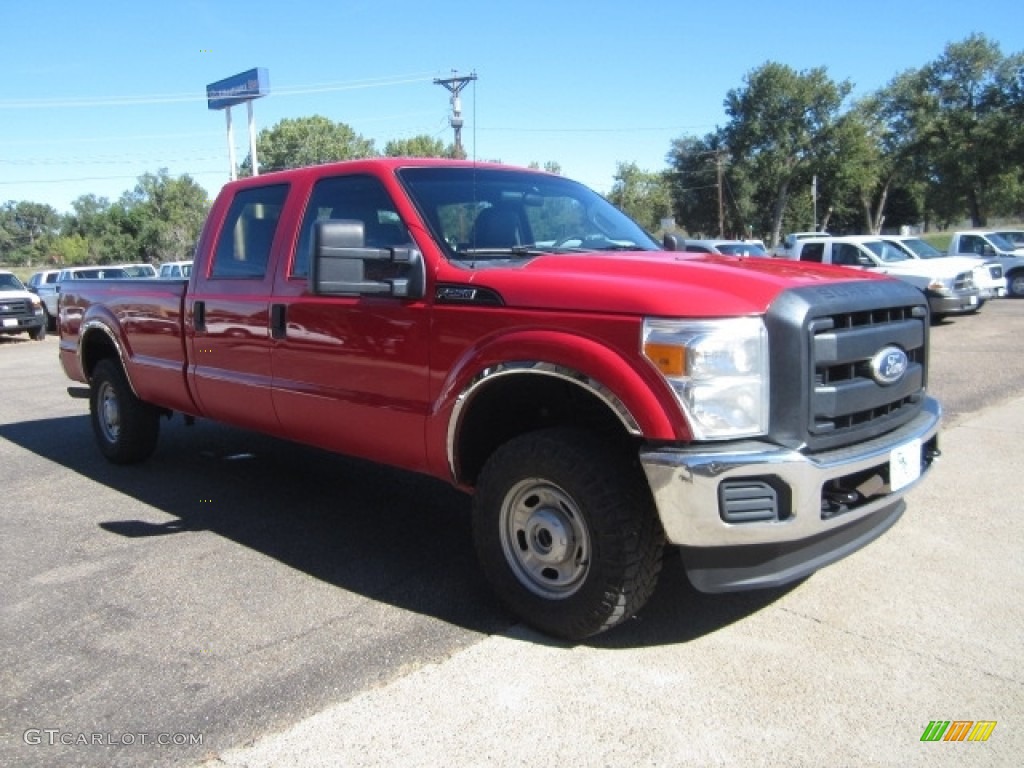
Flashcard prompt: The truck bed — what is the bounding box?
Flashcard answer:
[58,278,197,415]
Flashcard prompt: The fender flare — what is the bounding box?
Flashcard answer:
[429,329,687,482]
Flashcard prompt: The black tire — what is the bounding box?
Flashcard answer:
[42,305,56,332]
[28,323,46,341]
[89,359,160,464]
[1007,270,1024,298]
[472,428,664,640]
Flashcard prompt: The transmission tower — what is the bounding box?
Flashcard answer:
[434,71,477,158]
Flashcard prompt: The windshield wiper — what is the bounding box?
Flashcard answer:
[458,246,547,258]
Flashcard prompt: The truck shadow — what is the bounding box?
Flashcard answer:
[0,414,790,648]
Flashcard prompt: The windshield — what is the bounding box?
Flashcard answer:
[895,238,944,259]
[0,273,27,291]
[397,166,660,261]
[996,231,1024,246]
[988,233,1016,251]
[864,240,910,263]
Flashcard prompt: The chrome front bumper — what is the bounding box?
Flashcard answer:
[640,397,941,591]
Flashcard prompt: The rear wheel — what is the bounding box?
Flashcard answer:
[472,428,664,640]
[89,359,160,464]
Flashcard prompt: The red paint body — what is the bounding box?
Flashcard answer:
[59,158,882,486]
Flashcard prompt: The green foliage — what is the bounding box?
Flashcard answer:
[608,162,672,233]
[383,135,453,158]
[0,170,208,268]
[664,34,1024,239]
[722,62,852,245]
[0,200,61,265]
[242,115,377,173]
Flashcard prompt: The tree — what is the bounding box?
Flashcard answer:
[0,200,61,265]
[917,35,1023,226]
[384,135,453,158]
[242,115,377,173]
[607,162,672,233]
[120,169,209,263]
[722,62,852,245]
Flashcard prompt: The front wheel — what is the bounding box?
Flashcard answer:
[472,428,664,640]
[1007,270,1024,298]
[28,323,46,340]
[89,359,160,464]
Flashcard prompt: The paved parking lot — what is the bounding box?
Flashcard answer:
[1,301,1022,767]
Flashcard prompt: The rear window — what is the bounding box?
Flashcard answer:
[211,185,288,279]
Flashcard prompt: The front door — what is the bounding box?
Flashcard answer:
[269,173,432,473]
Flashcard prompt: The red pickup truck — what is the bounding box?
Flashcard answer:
[59,158,941,639]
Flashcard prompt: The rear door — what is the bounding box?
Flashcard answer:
[188,183,289,433]
[269,172,432,473]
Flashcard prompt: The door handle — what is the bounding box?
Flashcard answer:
[193,300,206,332]
[270,303,287,339]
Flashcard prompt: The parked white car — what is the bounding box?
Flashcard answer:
[947,231,1024,297]
[785,235,980,320]
[0,270,47,340]
[881,236,1006,301]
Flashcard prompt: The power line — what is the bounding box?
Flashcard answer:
[0,72,437,110]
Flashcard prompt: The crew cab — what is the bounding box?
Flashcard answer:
[58,159,941,639]
[947,231,1024,297]
[785,235,980,320]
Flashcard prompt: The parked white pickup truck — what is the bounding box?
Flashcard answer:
[882,235,1006,301]
[786,235,980,320]
[947,231,1024,297]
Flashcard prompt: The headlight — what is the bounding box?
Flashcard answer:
[642,317,769,440]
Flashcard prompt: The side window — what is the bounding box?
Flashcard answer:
[293,175,409,277]
[211,185,288,279]
[799,242,824,263]
[832,244,860,266]
[960,235,982,255]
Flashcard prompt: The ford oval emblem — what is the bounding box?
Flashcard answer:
[869,346,908,386]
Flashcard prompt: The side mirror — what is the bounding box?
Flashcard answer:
[310,219,425,299]
[663,233,681,251]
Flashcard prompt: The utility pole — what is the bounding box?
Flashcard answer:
[434,71,477,159]
[716,151,725,238]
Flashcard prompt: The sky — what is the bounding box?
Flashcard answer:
[2,0,1023,214]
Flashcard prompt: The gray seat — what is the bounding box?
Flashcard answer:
[471,205,523,248]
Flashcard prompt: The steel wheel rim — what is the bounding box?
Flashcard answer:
[97,381,121,443]
[499,478,591,599]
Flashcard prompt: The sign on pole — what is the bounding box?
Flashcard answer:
[206,68,269,180]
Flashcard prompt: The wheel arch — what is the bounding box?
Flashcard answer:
[79,320,138,395]
[448,362,657,487]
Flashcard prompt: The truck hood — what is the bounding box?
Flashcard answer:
[443,251,892,316]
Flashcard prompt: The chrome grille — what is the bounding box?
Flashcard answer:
[0,299,29,316]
